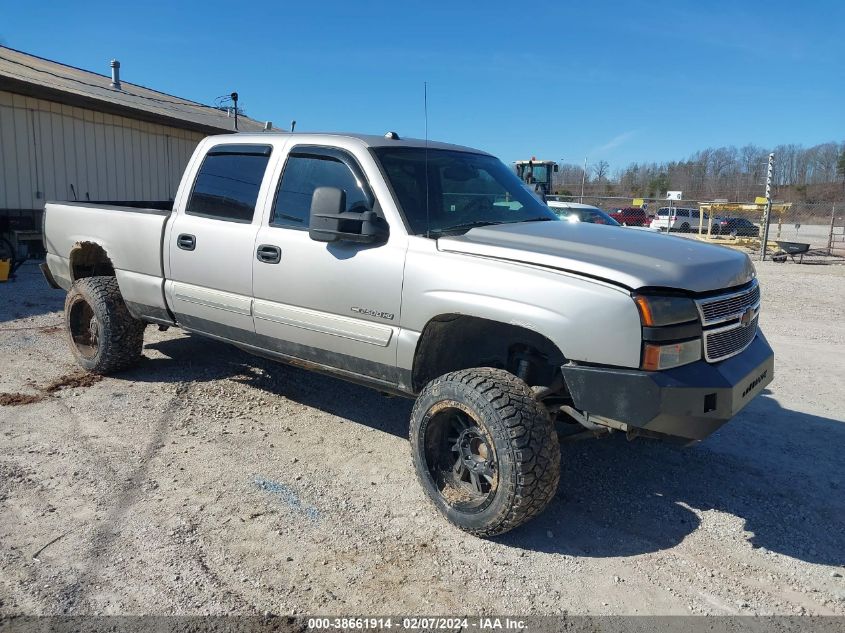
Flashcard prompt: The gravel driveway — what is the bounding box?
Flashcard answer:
[1,261,844,616]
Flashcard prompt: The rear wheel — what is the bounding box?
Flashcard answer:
[410,368,560,537]
[64,276,146,374]
[681,222,690,232]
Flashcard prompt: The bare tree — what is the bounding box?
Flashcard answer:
[838,148,845,188]
[599,140,845,202]
[592,160,609,182]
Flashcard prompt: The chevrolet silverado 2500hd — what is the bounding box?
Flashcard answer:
[41,132,774,536]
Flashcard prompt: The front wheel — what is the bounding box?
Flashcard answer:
[64,276,146,374]
[410,368,560,537]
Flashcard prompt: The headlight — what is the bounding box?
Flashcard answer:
[633,295,699,326]
[642,340,702,371]
[634,294,702,370]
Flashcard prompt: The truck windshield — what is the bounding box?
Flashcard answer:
[373,147,557,236]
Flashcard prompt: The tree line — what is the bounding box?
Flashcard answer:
[555,141,845,203]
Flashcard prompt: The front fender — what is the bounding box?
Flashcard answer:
[398,240,643,371]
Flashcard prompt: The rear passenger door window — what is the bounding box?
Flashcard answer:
[271,149,374,229]
[186,145,273,222]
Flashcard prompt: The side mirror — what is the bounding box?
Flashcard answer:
[308,187,388,244]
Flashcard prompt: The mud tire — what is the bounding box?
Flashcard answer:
[410,368,560,537]
[64,276,145,374]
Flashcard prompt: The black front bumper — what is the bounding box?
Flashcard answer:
[560,333,774,441]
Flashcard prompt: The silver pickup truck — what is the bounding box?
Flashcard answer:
[41,131,774,537]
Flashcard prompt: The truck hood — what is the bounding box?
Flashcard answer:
[437,221,755,293]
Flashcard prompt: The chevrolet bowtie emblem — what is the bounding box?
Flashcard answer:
[740,306,757,327]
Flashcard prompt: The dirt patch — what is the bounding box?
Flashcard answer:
[1,322,63,332]
[0,372,102,406]
[0,392,44,406]
[42,372,102,393]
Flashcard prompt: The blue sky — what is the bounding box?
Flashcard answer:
[2,1,843,171]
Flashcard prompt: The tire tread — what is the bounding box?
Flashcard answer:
[411,367,560,537]
[64,276,145,374]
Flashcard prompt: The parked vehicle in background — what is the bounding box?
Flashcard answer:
[651,207,711,232]
[712,217,760,237]
[515,159,558,202]
[514,159,558,192]
[41,131,774,538]
[548,202,660,232]
[547,201,619,225]
[606,206,650,227]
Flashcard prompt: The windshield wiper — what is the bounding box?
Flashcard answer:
[429,216,554,237]
[429,220,508,236]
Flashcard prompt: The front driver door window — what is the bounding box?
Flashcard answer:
[271,153,373,229]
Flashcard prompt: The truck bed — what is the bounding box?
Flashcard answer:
[43,201,173,322]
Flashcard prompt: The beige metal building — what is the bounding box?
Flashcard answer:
[0,46,274,231]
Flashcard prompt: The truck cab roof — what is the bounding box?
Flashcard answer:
[203,131,489,155]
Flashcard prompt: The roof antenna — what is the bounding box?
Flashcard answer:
[424,81,430,239]
[290,120,296,133]
[231,92,239,131]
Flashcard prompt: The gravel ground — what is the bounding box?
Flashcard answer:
[1,260,844,617]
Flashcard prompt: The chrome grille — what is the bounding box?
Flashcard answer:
[704,316,758,362]
[697,282,760,325]
[696,280,761,362]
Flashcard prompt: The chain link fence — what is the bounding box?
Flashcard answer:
[549,195,845,262]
